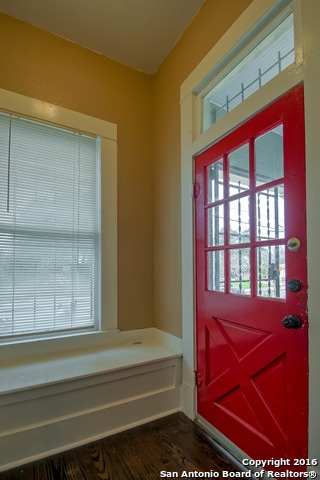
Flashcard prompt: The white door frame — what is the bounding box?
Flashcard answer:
[180,0,320,468]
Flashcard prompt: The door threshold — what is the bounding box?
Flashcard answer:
[195,415,254,474]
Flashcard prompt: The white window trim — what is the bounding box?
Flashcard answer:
[180,0,303,424]
[0,88,118,361]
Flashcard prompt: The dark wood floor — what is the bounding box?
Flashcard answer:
[0,412,241,480]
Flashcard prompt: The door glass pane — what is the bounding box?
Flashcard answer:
[207,206,224,246]
[256,245,286,299]
[207,250,224,292]
[208,159,224,202]
[229,196,250,244]
[255,126,283,186]
[228,144,249,196]
[229,248,251,295]
[256,185,285,241]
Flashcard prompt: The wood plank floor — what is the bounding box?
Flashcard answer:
[0,413,241,479]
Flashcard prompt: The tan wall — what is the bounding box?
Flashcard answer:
[153,0,254,337]
[0,13,154,331]
[0,1,254,337]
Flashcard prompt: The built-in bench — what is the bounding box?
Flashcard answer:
[0,328,182,472]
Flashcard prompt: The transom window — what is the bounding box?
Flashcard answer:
[202,11,294,131]
[0,112,100,340]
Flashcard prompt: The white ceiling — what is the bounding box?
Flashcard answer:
[0,0,205,74]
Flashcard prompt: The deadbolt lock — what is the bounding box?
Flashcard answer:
[282,314,302,329]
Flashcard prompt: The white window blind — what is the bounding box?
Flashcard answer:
[0,112,100,340]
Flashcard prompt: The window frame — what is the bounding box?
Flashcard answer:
[0,88,117,354]
[201,9,295,131]
[187,0,303,144]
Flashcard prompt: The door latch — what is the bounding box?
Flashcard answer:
[287,278,302,292]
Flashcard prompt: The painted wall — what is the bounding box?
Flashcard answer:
[0,1,253,337]
[0,12,154,332]
[153,0,254,336]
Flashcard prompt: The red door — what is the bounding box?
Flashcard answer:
[195,85,308,466]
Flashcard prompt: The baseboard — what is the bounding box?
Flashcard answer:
[181,380,196,420]
[0,341,182,472]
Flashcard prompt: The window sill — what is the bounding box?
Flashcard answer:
[0,328,182,396]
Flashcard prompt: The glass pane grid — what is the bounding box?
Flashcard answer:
[204,108,287,301]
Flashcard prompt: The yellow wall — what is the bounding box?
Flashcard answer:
[0,13,154,332]
[0,0,253,336]
[153,0,253,336]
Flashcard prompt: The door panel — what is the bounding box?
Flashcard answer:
[195,85,308,466]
